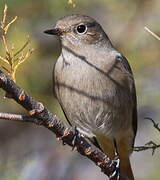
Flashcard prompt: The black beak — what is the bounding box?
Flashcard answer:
[44,28,62,36]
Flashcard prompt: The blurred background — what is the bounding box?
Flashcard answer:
[0,0,160,179]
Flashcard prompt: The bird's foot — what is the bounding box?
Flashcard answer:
[109,155,120,180]
[71,126,80,150]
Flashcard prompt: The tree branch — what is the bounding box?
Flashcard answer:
[0,70,125,180]
[144,27,160,41]
[134,117,160,155]
[134,141,160,155]
[145,117,160,132]
[0,112,40,124]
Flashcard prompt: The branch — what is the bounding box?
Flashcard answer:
[134,141,160,155]
[0,5,33,82]
[0,70,125,180]
[144,26,160,41]
[134,117,160,155]
[145,117,160,132]
[0,112,40,124]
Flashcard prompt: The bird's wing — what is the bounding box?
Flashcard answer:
[116,55,137,144]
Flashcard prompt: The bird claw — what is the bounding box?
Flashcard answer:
[109,156,120,180]
[113,155,120,169]
[71,126,79,150]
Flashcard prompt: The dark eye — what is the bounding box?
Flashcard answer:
[76,24,87,34]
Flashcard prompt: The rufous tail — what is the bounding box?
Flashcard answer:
[96,135,134,180]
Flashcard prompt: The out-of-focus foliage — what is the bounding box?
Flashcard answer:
[0,0,160,180]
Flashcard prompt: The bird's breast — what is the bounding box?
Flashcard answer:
[54,53,133,138]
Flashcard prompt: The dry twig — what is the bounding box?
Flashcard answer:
[144,26,160,41]
[134,118,160,155]
[0,5,34,82]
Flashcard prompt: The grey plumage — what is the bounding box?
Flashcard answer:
[44,14,137,180]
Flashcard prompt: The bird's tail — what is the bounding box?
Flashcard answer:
[95,134,134,180]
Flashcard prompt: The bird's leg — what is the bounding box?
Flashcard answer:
[108,139,120,180]
[113,139,120,162]
[71,126,80,150]
[60,126,80,148]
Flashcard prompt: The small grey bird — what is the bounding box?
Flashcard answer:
[44,14,137,180]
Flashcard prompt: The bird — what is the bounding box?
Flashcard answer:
[44,14,137,180]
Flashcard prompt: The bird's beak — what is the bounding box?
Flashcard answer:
[44,28,62,36]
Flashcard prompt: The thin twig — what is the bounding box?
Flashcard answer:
[145,117,160,132]
[145,26,160,41]
[0,112,40,124]
[134,118,160,155]
[0,5,33,82]
[13,36,30,57]
[0,55,9,64]
[134,141,160,155]
[4,16,17,33]
[2,5,7,27]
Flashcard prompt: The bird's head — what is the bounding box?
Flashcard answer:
[44,14,111,49]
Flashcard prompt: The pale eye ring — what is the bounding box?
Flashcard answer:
[76,24,87,34]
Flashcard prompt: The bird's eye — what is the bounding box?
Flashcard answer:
[76,24,87,34]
